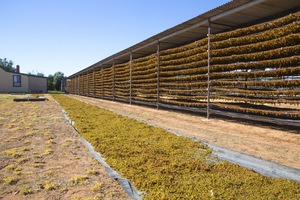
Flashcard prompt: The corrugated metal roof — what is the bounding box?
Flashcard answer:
[70,0,300,77]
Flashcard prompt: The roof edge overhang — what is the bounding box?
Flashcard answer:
[68,0,300,78]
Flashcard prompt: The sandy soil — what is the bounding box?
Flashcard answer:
[69,94,300,170]
[0,94,129,200]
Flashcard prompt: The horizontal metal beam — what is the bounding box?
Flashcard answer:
[211,0,265,21]
[132,40,158,53]
[159,19,209,42]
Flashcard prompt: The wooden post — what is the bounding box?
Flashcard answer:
[130,51,133,105]
[157,40,160,110]
[207,19,211,119]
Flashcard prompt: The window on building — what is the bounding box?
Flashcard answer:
[13,75,21,87]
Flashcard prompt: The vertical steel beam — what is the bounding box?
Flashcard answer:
[87,72,89,96]
[93,68,95,98]
[157,40,160,110]
[207,19,211,119]
[82,74,85,95]
[77,75,80,95]
[113,59,115,101]
[130,51,133,105]
[101,65,104,99]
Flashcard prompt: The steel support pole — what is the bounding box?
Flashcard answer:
[82,75,83,95]
[93,68,95,98]
[78,75,80,95]
[157,40,160,110]
[129,51,133,105]
[207,19,211,119]
[101,65,104,99]
[87,72,89,96]
[113,59,115,101]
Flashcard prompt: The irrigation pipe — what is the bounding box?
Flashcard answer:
[52,97,142,200]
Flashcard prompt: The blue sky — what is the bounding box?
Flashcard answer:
[1,0,230,77]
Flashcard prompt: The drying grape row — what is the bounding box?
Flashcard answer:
[52,94,300,199]
[66,11,300,119]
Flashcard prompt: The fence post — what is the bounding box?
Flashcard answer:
[157,40,160,110]
[207,19,211,119]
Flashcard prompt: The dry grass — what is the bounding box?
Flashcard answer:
[69,175,89,186]
[2,176,18,185]
[90,182,103,192]
[4,148,22,158]
[22,186,33,195]
[38,180,59,190]
[86,169,99,175]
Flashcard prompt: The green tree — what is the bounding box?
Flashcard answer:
[47,75,55,91]
[0,58,15,72]
[28,70,45,77]
[53,71,64,91]
[47,71,65,91]
[36,72,44,77]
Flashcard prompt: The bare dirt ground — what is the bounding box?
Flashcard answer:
[69,94,300,170]
[0,94,129,200]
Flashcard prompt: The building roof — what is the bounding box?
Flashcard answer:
[0,66,48,79]
[69,0,300,77]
